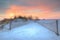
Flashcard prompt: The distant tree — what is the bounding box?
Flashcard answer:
[14,16,17,19]
[18,16,23,19]
[23,16,28,21]
[35,17,39,21]
[28,16,33,20]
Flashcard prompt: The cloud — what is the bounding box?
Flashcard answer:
[0,0,60,14]
[0,0,60,12]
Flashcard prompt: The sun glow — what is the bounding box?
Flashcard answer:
[5,13,15,19]
[9,13,15,18]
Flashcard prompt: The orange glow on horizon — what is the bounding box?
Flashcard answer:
[0,5,60,19]
[5,5,50,19]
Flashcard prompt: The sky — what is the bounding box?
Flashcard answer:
[0,0,60,19]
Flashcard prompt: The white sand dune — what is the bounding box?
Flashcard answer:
[0,21,59,40]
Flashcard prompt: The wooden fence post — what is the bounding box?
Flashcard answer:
[56,20,59,36]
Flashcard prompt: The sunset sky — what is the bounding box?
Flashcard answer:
[0,0,60,19]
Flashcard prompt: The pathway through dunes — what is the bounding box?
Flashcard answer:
[0,21,59,40]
